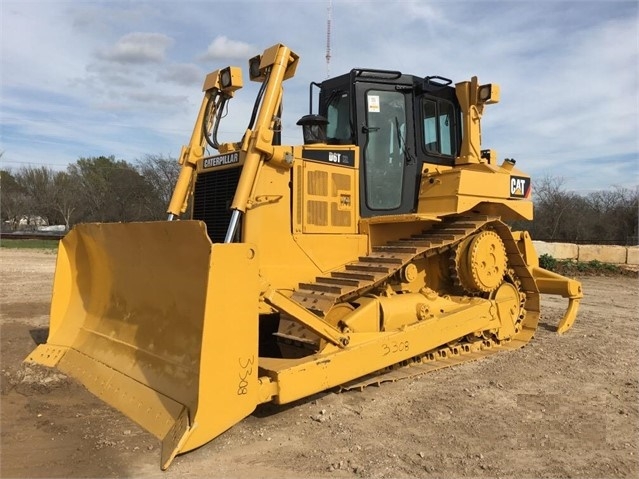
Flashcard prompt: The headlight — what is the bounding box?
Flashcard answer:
[249,55,263,81]
[220,67,232,88]
[478,84,492,101]
[218,66,243,94]
[478,83,500,104]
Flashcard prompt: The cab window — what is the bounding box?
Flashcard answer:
[364,90,406,210]
[422,98,456,156]
[326,92,352,144]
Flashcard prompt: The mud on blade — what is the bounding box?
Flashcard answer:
[26,221,260,469]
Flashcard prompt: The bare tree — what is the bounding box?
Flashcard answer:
[14,166,57,224]
[51,171,81,230]
[530,175,577,240]
[1,169,29,231]
[136,154,180,206]
[525,175,638,245]
[585,187,639,244]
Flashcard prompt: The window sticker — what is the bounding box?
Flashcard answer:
[368,95,380,113]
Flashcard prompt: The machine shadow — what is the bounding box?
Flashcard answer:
[252,390,333,419]
[28,328,49,345]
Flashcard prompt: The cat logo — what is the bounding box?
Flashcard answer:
[202,151,240,169]
[510,176,531,198]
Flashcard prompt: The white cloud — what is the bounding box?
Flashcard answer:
[1,0,637,193]
[97,32,174,64]
[158,63,205,86]
[70,3,158,34]
[483,14,639,173]
[199,36,256,61]
[1,3,92,95]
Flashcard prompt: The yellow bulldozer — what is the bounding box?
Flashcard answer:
[26,43,583,469]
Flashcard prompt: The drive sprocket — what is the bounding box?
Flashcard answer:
[453,230,507,294]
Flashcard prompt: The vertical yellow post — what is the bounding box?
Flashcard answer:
[225,44,297,242]
[166,70,222,219]
[455,77,483,165]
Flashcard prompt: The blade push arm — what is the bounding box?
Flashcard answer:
[224,44,298,242]
[167,68,243,219]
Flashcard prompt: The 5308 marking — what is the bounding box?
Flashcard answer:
[237,356,255,396]
[382,340,410,356]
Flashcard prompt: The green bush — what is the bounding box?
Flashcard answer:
[539,253,557,271]
[537,253,629,276]
[587,259,619,273]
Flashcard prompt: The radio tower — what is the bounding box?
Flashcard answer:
[326,0,332,79]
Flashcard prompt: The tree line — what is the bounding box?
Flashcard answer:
[513,176,638,245]
[1,157,637,245]
[1,155,180,230]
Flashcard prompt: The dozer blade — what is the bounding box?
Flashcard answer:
[25,221,260,469]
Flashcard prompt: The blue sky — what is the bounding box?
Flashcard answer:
[1,0,637,193]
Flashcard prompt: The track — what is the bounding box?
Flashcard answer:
[288,215,541,387]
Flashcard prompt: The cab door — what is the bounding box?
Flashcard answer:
[355,83,418,218]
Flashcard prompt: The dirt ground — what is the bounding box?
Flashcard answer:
[1,248,637,478]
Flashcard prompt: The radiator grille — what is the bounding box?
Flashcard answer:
[192,167,241,243]
[307,200,328,226]
[307,170,328,196]
[332,173,351,195]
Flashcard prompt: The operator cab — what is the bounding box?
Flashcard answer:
[305,70,462,218]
